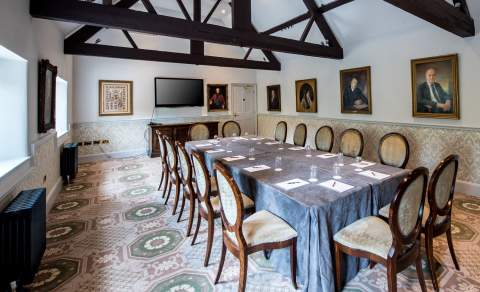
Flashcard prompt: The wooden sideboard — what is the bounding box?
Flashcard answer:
[148,121,219,158]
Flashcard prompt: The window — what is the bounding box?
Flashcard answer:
[55,77,68,137]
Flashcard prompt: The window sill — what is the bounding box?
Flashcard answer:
[0,157,32,198]
[57,130,70,146]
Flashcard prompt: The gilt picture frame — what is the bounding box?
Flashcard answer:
[99,80,133,116]
[295,78,317,113]
[267,85,281,112]
[38,59,57,133]
[340,66,372,114]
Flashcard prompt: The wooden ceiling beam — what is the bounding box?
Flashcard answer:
[300,17,315,42]
[64,43,281,70]
[203,0,222,24]
[383,0,475,37]
[190,0,204,56]
[122,30,138,48]
[303,0,341,48]
[175,0,192,21]
[140,0,156,14]
[32,0,343,58]
[232,0,251,31]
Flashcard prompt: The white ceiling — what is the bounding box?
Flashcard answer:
[55,0,479,61]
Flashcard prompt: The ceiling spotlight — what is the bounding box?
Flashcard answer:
[221,9,226,14]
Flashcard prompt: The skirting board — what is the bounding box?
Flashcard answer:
[47,177,63,214]
[79,148,147,163]
[456,180,480,197]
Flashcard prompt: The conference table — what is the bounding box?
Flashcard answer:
[186,136,408,292]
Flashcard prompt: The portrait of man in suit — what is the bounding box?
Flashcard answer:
[340,66,372,114]
[411,54,459,119]
[267,85,281,111]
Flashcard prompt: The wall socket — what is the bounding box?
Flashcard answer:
[77,139,110,146]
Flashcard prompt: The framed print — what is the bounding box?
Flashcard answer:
[267,85,281,111]
[38,59,57,133]
[99,80,133,116]
[295,78,317,113]
[207,84,228,111]
[411,54,459,119]
[340,66,372,114]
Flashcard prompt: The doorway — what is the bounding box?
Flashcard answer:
[231,83,257,135]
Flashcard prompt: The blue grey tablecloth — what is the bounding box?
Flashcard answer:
[186,137,408,292]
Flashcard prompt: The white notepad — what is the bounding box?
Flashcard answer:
[232,137,248,141]
[250,137,264,141]
[359,170,391,180]
[265,141,280,145]
[276,178,309,190]
[206,149,225,154]
[350,161,376,168]
[223,155,246,162]
[244,165,271,172]
[288,147,305,151]
[195,143,212,148]
[317,153,337,159]
[319,180,354,193]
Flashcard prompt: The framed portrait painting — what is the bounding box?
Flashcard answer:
[295,78,317,113]
[99,80,133,116]
[411,54,459,119]
[38,59,57,133]
[207,84,228,111]
[340,66,372,114]
[267,85,281,112]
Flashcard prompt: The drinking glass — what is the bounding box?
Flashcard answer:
[305,145,312,157]
[337,153,344,166]
[248,147,255,160]
[244,131,249,137]
[309,165,318,182]
[278,139,284,150]
[274,156,282,172]
[226,142,232,153]
[215,135,221,144]
[232,132,237,137]
[355,156,362,163]
[333,163,342,179]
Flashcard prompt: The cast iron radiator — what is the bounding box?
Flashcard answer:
[61,143,78,183]
[0,188,46,287]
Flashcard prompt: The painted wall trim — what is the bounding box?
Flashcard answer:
[79,148,147,163]
[456,180,480,197]
[47,177,63,213]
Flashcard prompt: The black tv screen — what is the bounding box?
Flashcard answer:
[155,77,204,107]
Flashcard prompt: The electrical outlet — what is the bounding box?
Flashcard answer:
[93,140,101,145]
[102,139,110,144]
[84,141,92,146]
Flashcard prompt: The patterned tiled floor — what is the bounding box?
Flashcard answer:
[27,156,480,291]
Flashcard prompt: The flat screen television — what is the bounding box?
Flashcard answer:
[155,77,204,107]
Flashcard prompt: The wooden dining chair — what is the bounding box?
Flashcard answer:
[222,120,241,137]
[190,152,255,267]
[155,131,169,197]
[339,128,364,157]
[334,167,429,292]
[213,162,298,292]
[379,155,460,291]
[274,121,287,143]
[378,133,410,168]
[175,142,196,233]
[293,123,307,146]
[189,123,210,141]
[163,137,183,216]
[315,125,334,152]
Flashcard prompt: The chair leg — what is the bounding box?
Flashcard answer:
[425,232,439,291]
[162,172,170,198]
[164,180,172,204]
[290,239,298,290]
[177,186,187,222]
[158,169,165,191]
[369,261,377,269]
[238,252,248,292]
[215,240,227,284]
[416,252,427,292]
[191,212,202,245]
[446,227,460,270]
[334,243,342,292]
[186,194,196,237]
[204,215,215,267]
[387,263,397,292]
[172,181,181,215]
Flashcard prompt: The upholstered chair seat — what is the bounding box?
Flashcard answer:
[334,216,392,259]
[226,210,297,247]
[189,123,210,141]
[379,203,447,226]
[202,193,254,214]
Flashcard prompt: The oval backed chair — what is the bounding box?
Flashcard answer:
[293,123,307,147]
[155,131,169,198]
[379,155,460,291]
[163,137,182,217]
[213,162,298,292]
[339,128,364,157]
[189,123,210,141]
[378,133,410,168]
[274,121,287,143]
[315,126,334,152]
[334,167,429,292]
[222,120,241,137]
[175,142,196,235]
[190,152,254,267]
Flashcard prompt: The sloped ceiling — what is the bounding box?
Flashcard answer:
[55,0,479,62]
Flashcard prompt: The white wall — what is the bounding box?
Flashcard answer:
[0,0,73,206]
[72,56,257,123]
[256,0,480,129]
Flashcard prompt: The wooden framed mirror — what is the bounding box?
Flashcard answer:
[38,59,57,133]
